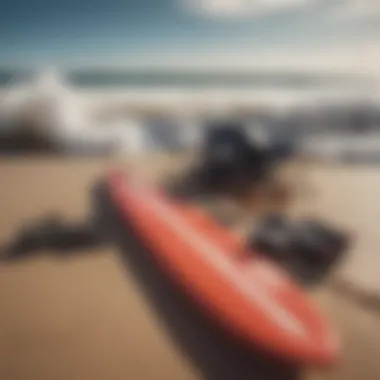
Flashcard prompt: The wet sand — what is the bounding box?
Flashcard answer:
[0,156,379,380]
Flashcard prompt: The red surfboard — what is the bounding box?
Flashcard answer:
[107,170,339,367]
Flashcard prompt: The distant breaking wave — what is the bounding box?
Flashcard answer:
[0,67,379,161]
[0,68,371,89]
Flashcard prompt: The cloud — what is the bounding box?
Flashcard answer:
[184,0,380,24]
[184,0,315,19]
[328,0,380,22]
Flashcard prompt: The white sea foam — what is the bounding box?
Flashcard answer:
[0,68,379,157]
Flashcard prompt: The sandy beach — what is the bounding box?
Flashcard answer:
[0,156,379,380]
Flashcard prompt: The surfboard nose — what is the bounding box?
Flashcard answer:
[240,259,340,366]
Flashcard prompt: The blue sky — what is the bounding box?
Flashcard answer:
[1,0,379,68]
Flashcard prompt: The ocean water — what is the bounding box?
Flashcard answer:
[1,67,378,160]
[0,68,370,89]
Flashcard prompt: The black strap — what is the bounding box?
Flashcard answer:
[0,216,108,261]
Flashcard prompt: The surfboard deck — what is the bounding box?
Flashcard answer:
[106,169,340,367]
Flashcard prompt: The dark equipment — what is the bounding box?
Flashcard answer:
[249,214,350,286]
[167,120,295,199]
[200,122,269,192]
[0,215,108,261]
